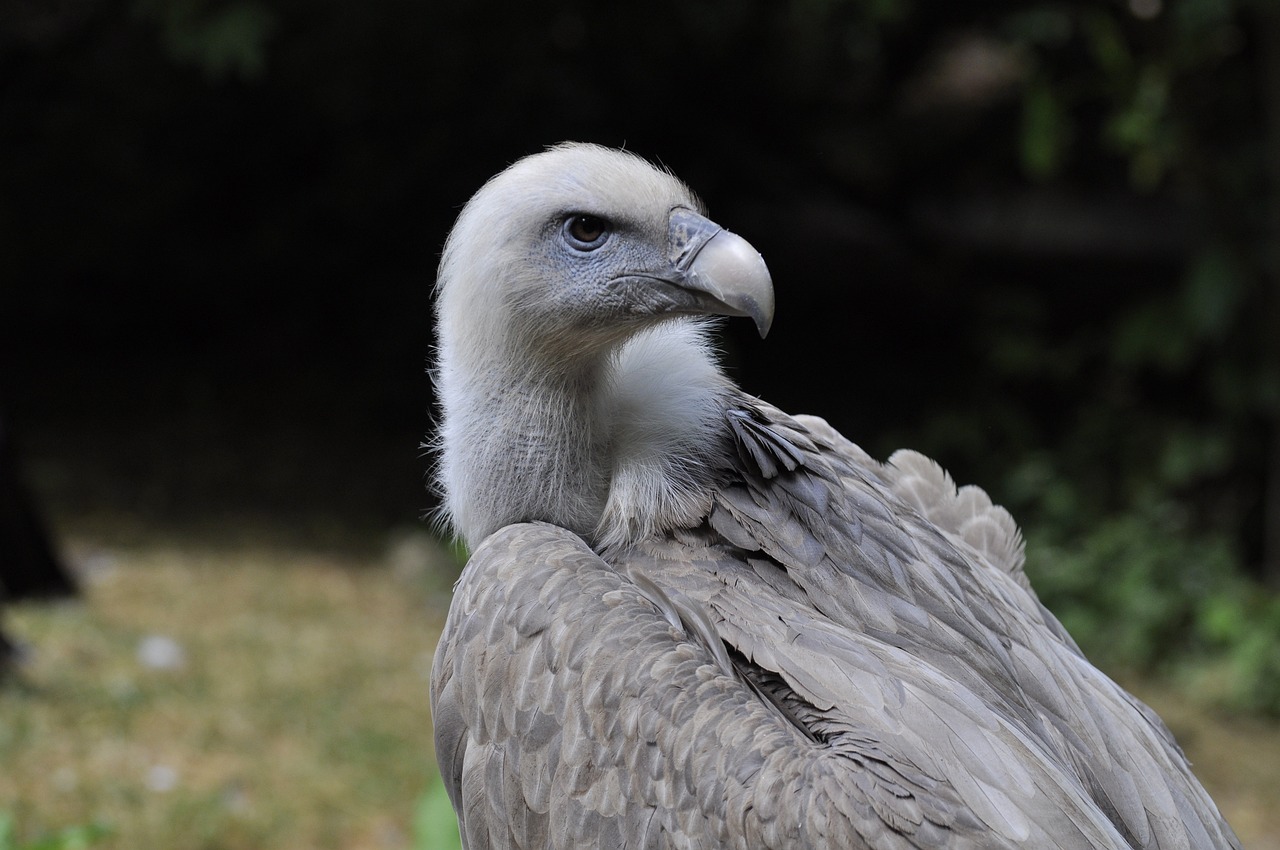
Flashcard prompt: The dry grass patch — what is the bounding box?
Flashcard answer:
[0,535,456,850]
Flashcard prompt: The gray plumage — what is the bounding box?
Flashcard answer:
[429,143,1239,849]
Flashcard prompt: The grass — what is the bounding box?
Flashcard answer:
[2,528,1277,849]
[0,531,462,850]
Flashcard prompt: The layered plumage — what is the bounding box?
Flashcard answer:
[429,143,1239,849]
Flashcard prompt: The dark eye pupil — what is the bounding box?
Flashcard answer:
[568,215,606,244]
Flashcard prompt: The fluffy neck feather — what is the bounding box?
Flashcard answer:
[435,320,733,551]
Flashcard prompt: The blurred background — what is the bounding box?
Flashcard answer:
[1,0,1279,846]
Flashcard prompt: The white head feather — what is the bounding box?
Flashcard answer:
[433,143,764,550]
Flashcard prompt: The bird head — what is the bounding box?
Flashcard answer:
[435,143,774,369]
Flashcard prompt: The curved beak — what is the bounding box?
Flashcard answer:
[668,208,775,338]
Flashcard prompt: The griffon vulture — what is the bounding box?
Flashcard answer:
[429,143,1239,849]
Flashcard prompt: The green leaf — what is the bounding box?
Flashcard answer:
[133,0,277,80]
[1182,245,1243,339]
[1082,9,1132,77]
[1104,65,1173,189]
[1020,78,1070,179]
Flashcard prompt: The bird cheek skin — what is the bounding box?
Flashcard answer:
[599,277,693,323]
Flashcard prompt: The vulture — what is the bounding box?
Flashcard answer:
[429,143,1239,849]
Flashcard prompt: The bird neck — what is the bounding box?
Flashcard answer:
[437,349,614,549]
[437,320,733,552]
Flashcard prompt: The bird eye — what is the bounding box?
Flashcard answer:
[563,214,610,250]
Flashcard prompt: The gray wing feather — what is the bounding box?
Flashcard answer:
[702,399,1239,850]
[433,523,1131,849]
[430,403,1238,850]
[625,538,1135,848]
[882,448,1026,581]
